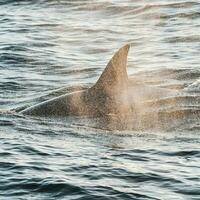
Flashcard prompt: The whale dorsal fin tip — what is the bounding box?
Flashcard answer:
[92,44,130,92]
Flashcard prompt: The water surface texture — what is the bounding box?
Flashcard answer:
[0,0,200,199]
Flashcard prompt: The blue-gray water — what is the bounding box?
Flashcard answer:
[0,0,200,199]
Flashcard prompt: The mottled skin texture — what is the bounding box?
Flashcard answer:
[20,44,176,118]
[20,45,131,117]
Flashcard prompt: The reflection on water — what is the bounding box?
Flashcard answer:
[0,0,200,199]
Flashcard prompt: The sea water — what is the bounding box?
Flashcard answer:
[0,1,200,199]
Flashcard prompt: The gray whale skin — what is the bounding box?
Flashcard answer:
[20,44,176,118]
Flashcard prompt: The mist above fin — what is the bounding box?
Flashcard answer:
[92,44,130,94]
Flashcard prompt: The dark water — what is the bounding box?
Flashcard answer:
[0,0,200,199]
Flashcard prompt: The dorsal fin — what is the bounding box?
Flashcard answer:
[92,44,130,93]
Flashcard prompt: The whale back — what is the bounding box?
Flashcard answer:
[20,44,131,117]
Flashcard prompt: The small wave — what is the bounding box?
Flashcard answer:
[0,44,31,52]
[163,150,200,157]
[0,81,25,91]
[0,176,86,198]
[0,119,15,126]
[0,52,35,65]
[164,36,200,44]
[0,0,34,6]
[185,80,200,92]
[123,1,200,17]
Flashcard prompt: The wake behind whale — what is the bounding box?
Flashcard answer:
[12,45,200,130]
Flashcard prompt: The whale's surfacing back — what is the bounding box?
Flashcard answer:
[20,44,200,130]
[20,44,131,117]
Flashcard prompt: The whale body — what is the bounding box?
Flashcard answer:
[20,45,180,120]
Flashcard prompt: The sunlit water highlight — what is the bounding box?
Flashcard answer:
[0,0,200,199]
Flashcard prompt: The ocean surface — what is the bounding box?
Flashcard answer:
[0,0,200,199]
